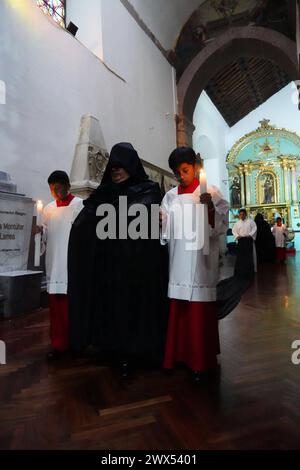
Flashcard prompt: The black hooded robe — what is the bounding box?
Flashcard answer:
[254,214,276,263]
[68,143,169,363]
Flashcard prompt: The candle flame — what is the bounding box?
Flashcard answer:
[37,200,43,211]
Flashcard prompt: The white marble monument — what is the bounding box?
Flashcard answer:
[70,114,109,198]
[0,193,33,273]
[0,173,42,317]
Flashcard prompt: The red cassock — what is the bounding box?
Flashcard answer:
[163,179,220,372]
[276,247,286,262]
[48,294,69,350]
[163,299,220,371]
[48,193,74,351]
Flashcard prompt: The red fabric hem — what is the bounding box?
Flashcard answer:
[276,247,286,262]
[48,294,69,350]
[163,299,220,372]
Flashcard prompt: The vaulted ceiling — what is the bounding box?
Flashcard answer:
[175,0,295,77]
[205,56,291,126]
[173,0,296,125]
[128,0,297,126]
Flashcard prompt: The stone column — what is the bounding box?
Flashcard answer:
[291,163,298,204]
[239,168,245,207]
[283,162,291,204]
[176,113,195,147]
[244,165,251,206]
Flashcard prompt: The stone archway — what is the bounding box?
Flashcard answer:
[177,26,299,146]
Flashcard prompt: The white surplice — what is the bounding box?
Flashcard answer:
[232,218,257,272]
[272,224,288,247]
[41,197,84,294]
[232,219,257,240]
[160,185,229,302]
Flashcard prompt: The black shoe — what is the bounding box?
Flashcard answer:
[191,370,207,384]
[192,366,220,383]
[47,349,66,361]
[120,361,130,379]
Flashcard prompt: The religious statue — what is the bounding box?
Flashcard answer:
[263,174,274,204]
[230,175,241,206]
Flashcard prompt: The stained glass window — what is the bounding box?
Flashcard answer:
[36,1,66,28]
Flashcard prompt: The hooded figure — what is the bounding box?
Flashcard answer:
[254,213,276,263]
[68,143,168,375]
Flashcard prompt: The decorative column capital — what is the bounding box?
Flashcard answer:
[244,165,251,176]
[282,162,289,171]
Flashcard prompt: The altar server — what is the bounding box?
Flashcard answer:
[272,217,288,263]
[38,171,83,359]
[232,209,257,278]
[160,147,229,382]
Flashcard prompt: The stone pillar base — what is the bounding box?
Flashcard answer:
[0,270,43,318]
[71,180,99,199]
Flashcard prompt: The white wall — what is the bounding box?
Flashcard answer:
[193,91,229,197]
[66,0,103,59]
[100,0,177,154]
[0,0,176,204]
[226,83,300,151]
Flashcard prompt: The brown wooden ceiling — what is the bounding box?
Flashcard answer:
[204,56,290,126]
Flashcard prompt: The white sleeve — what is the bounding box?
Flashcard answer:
[249,220,257,240]
[232,222,239,239]
[212,202,229,237]
[160,194,169,246]
[206,185,230,240]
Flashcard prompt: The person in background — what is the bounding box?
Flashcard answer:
[232,209,257,279]
[272,217,288,263]
[254,213,276,264]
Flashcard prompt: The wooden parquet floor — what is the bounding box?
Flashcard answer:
[1,256,300,450]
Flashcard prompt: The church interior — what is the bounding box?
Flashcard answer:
[1,0,300,454]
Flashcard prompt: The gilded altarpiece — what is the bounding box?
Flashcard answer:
[226,120,300,250]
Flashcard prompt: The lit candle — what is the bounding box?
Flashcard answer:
[34,200,43,267]
[36,200,43,225]
[199,169,207,194]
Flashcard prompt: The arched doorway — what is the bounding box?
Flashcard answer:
[177,26,299,146]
